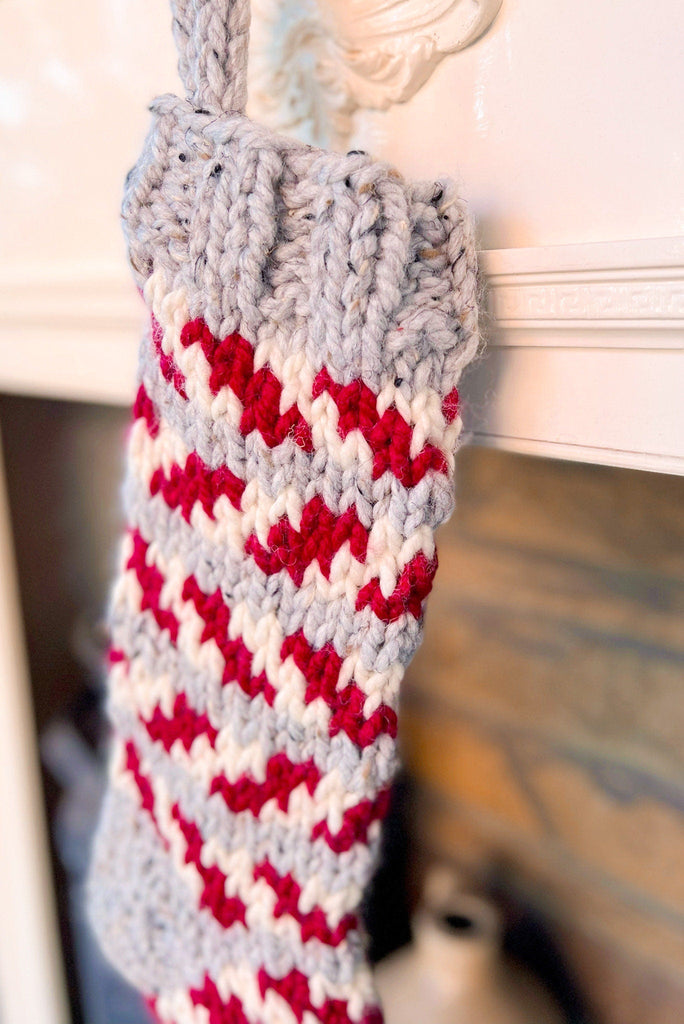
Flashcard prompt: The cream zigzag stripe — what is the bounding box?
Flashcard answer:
[108,597,393,794]
[152,960,376,1024]
[150,990,198,1024]
[111,731,365,928]
[144,270,463,459]
[111,762,358,938]
[109,656,379,805]
[109,660,378,837]
[111,751,371,999]
[129,415,437,596]
[113,743,378,1017]
[112,530,404,712]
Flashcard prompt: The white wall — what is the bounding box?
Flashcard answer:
[0,0,682,473]
[2,0,683,269]
[0,0,178,276]
[352,0,684,250]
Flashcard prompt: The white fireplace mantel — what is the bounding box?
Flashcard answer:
[1,235,682,476]
[470,236,684,476]
[1,0,682,474]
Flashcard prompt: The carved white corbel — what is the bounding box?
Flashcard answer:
[248,0,503,148]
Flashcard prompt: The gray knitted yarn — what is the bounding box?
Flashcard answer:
[87,2,479,1022]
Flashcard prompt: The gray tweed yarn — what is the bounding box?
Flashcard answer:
[87,2,479,1022]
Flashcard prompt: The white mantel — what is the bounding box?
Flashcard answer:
[1,0,682,474]
[1,234,682,476]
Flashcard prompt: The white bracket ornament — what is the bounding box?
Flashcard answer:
[248,0,503,148]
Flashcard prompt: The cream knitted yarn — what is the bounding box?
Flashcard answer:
[87,2,479,1022]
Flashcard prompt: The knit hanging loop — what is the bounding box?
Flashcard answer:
[170,0,250,113]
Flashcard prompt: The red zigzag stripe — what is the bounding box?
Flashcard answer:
[182,574,279,706]
[154,316,452,486]
[311,788,391,856]
[124,740,245,928]
[312,366,448,487]
[133,383,160,437]
[136,386,373,584]
[115,648,390,856]
[254,862,357,946]
[190,976,251,1024]
[180,318,313,452]
[209,752,321,816]
[245,493,368,585]
[171,800,248,929]
[124,738,159,828]
[126,533,277,707]
[152,315,187,399]
[280,630,398,748]
[127,532,180,643]
[355,550,438,623]
[189,972,383,1024]
[145,692,219,752]
[125,531,397,747]
[149,450,245,522]
[258,968,383,1024]
[123,740,362,947]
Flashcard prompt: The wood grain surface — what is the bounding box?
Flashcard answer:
[400,447,684,1023]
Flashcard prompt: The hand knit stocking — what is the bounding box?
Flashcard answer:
[87,2,480,1022]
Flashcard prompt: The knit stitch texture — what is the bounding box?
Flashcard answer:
[87,2,480,1022]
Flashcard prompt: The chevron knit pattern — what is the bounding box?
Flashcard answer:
[87,3,479,1022]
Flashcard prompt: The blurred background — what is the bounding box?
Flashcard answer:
[0,2,683,1023]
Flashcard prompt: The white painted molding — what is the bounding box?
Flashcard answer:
[248,0,503,147]
[0,237,682,474]
[481,236,684,343]
[467,236,684,474]
[0,271,144,406]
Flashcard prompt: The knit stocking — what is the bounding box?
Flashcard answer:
[87,2,479,1022]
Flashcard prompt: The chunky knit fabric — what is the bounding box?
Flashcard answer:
[87,2,479,1022]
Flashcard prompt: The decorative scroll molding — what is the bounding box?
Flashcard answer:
[248,0,502,148]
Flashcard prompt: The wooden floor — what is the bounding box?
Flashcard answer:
[401,447,684,1024]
